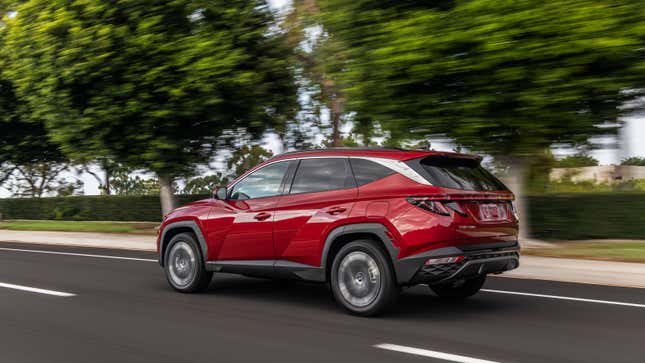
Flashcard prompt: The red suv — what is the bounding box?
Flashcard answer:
[157,148,519,315]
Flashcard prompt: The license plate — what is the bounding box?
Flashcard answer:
[478,203,508,222]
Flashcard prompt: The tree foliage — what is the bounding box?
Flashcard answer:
[182,173,230,195]
[227,144,274,178]
[1,8,71,196]
[2,162,82,197]
[621,157,645,166]
[316,0,645,156]
[3,0,296,179]
[109,165,160,196]
[555,154,599,168]
[284,1,354,147]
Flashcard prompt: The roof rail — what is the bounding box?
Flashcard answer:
[278,147,407,156]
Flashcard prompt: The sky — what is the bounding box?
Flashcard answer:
[268,0,290,8]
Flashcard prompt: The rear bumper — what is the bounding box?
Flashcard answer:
[395,241,520,286]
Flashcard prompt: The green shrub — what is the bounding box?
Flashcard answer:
[620,157,645,166]
[528,193,645,240]
[554,155,599,168]
[0,195,209,222]
[1,193,643,241]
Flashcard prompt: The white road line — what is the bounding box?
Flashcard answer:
[375,344,500,363]
[0,247,157,262]
[481,289,645,308]
[0,282,76,297]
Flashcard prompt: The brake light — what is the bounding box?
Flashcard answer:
[444,201,467,216]
[510,201,520,221]
[406,197,451,216]
[425,256,464,265]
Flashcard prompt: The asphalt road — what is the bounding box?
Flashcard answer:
[1,242,645,363]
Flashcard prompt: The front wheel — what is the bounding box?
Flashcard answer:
[330,240,398,316]
[164,233,212,293]
[430,276,486,299]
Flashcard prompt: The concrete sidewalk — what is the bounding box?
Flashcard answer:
[503,256,645,289]
[0,229,156,251]
[2,229,645,288]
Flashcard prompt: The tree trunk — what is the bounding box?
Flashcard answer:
[104,168,111,195]
[96,159,113,195]
[500,156,530,240]
[159,175,176,216]
[331,112,342,147]
[330,93,344,147]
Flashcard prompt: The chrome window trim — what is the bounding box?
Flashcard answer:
[356,156,431,186]
[227,155,431,191]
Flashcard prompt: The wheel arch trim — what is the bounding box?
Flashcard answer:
[159,220,208,267]
[320,222,400,283]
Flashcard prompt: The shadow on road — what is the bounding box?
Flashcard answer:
[159,273,526,319]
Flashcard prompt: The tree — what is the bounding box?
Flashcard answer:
[227,145,274,178]
[621,157,645,166]
[109,166,160,196]
[555,155,599,168]
[3,0,296,214]
[182,173,230,195]
[3,163,82,197]
[78,157,121,196]
[0,74,74,197]
[284,0,351,147]
[316,0,645,236]
[1,11,74,198]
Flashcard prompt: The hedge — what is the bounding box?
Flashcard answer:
[528,193,645,240]
[1,193,644,240]
[0,194,209,222]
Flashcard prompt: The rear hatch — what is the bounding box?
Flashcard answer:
[406,155,518,244]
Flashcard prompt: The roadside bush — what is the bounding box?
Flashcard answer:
[528,193,645,240]
[0,195,209,222]
[1,193,644,240]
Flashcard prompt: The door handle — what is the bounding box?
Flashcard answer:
[254,212,272,221]
[326,207,347,215]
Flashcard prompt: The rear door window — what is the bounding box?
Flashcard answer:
[407,156,508,191]
[349,158,395,186]
[290,158,356,194]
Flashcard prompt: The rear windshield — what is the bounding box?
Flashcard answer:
[407,156,508,191]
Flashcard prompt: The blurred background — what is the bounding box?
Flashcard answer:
[0,0,644,261]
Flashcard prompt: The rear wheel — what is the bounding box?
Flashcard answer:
[430,276,486,299]
[164,233,212,293]
[330,240,398,316]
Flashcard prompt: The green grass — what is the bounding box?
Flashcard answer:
[525,241,645,263]
[0,220,158,235]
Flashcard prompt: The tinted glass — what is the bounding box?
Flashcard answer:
[230,161,289,200]
[290,158,355,194]
[412,156,508,191]
[350,158,395,186]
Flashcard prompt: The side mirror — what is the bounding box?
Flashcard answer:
[213,186,228,200]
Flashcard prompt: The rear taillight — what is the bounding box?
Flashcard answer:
[444,201,467,216]
[406,197,467,217]
[406,197,451,216]
[424,256,464,265]
[510,201,520,221]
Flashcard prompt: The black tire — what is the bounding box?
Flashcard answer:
[164,233,212,293]
[330,240,398,316]
[430,276,486,299]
